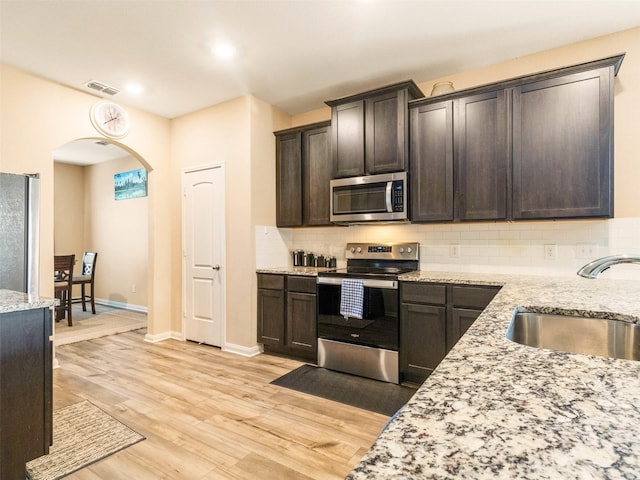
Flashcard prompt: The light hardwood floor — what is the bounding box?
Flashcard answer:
[54,304,147,346]
[53,330,388,479]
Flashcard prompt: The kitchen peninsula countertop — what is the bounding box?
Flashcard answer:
[347,271,640,479]
[0,289,57,314]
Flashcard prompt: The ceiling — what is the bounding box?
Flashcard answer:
[53,139,133,166]
[2,0,639,163]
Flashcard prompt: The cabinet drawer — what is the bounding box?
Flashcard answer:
[257,273,285,290]
[401,282,446,305]
[450,285,499,309]
[287,275,316,294]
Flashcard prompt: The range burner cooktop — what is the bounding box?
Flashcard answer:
[318,242,420,279]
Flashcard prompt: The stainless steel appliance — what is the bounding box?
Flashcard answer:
[0,173,40,296]
[330,172,407,223]
[317,242,419,383]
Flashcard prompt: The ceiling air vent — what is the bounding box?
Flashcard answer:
[84,80,120,96]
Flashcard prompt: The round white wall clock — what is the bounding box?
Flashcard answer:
[89,101,130,139]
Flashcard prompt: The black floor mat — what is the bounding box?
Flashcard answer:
[270,364,416,416]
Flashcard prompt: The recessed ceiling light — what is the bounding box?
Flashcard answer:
[125,84,144,95]
[213,43,236,59]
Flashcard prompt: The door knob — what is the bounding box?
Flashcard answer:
[212,265,221,270]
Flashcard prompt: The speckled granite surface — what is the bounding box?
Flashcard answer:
[0,289,57,314]
[256,266,335,277]
[347,271,640,479]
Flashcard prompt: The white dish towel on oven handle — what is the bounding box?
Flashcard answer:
[340,278,364,320]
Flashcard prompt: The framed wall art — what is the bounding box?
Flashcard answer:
[114,168,147,200]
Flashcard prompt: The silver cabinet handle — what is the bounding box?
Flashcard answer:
[212,265,221,270]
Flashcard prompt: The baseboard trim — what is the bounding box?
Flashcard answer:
[96,298,148,313]
[142,333,262,357]
[144,331,183,343]
[223,342,262,358]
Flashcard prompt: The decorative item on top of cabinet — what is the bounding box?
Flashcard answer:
[257,273,317,361]
[275,121,332,227]
[326,81,423,179]
[430,81,455,96]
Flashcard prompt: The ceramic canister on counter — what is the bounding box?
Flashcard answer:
[292,250,304,266]
[304,252,315,267]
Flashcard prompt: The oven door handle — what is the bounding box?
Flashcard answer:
[316,277,398,289]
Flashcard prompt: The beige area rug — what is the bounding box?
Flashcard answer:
[54,304,147,346]
[26,400,145,480]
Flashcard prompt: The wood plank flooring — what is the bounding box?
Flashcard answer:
[52,330,388,479]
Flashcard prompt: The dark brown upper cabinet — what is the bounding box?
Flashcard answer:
[329,100,365,178]
[302,123,332,226]
[275,121,332,227]
[410,90,508,223]
[512,67,615,219]
[275,130,302,227]
[409,100,454,222]
[410,53,623,223]
[327,81,423,179]
[455,90,508,221]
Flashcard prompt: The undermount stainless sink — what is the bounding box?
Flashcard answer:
[506,311,640,361]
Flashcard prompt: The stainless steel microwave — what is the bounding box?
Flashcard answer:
[330,171,407,223]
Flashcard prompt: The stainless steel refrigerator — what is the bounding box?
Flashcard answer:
[0,172,40,296]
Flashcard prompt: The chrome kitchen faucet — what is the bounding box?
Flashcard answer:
[577,254,640,278]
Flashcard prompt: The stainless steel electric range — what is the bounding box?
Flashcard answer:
[316,242,419,384]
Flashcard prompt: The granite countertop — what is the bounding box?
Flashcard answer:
[257,266,335,276]
[0,289,57,314]
[347,271,640,479]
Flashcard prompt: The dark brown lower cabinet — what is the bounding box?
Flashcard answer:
[257,274,285,347]
[400,282,500,385]
[287,291,316,355]
[257,273,317,361]
[447,285,500,352]
[450,308,482,350]
[0,307,53,480]
[400,302,446,385]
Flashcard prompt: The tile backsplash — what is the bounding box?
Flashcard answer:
[256,218,640,280]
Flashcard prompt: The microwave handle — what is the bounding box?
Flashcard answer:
[385,181,393,212]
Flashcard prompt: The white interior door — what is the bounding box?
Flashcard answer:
[183,165,225,346]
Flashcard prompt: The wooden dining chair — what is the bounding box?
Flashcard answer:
[54,254,75,326]
[72,252,98,314]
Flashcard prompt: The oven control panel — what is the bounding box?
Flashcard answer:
[346,242,419,260]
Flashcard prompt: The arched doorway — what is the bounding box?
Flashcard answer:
[52,138,151,345]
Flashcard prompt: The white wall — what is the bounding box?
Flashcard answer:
[84,157,148,309]
[0,63,172,337]
[54,158,148,309]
